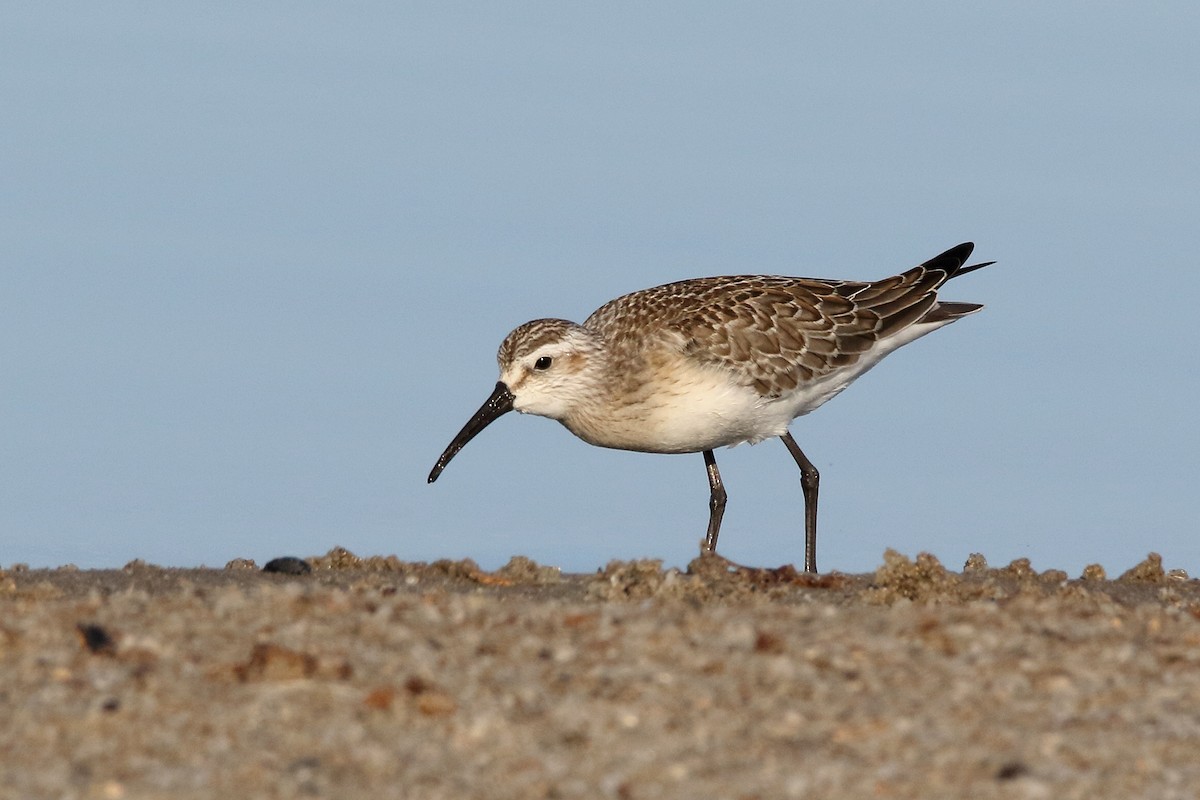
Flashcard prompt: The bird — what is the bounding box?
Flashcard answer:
[428,242,992,573]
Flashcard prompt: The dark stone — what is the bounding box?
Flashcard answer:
[262,557,313,576]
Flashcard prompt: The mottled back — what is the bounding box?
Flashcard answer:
[584,244,982,398]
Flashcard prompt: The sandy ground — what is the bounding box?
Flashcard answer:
[3,548,1200,800]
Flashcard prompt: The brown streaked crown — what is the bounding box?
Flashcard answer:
[497,318,582,369]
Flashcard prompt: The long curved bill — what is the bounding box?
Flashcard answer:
[427,382,515,483]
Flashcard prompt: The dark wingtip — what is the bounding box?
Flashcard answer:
[955,259,996,277]
[918,243,973,277]
[923,243,995,281]
[946,242,975,262]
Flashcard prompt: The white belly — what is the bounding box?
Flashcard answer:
[564,317,956,455]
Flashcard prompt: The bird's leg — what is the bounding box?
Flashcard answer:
[701,449,727,554]
[781,432,820,574]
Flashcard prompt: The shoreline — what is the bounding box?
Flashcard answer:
[4,550,1199,798]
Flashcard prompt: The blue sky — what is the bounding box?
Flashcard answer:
[3,3,1198,575]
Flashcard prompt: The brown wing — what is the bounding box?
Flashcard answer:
[683,271,947,397]
[584,243,979,399]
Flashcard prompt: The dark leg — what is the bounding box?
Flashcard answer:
[701,449,727,553]
[780,432,820,573]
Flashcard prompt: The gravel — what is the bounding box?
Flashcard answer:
[2,548,1199,799]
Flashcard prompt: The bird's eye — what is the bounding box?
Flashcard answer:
[534,356,553,370]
